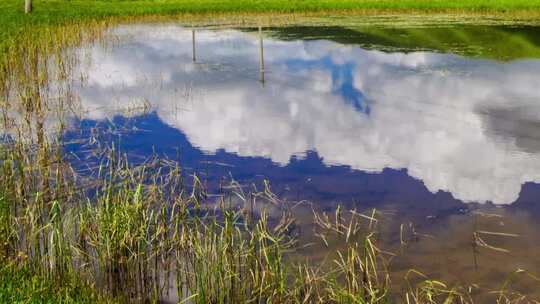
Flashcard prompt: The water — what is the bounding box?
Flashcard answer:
[64,22,540,294]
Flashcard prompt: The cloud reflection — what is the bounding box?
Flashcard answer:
[76,25,540,204]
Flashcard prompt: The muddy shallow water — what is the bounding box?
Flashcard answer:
[59,21,540,299]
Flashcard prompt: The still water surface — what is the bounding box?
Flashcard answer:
[64,23,540,293]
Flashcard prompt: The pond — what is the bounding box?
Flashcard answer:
[16,19,540,300]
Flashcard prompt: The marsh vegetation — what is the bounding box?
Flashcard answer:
[2,12,540,304]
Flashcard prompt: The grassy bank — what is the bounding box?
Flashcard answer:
[3,0,540,54]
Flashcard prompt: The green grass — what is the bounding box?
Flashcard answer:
[0,262,115,304]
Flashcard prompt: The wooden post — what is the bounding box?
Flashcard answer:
[192,29,196,62]
[472,214,478,270]
[258,25,265,84]
[25,0,32,13]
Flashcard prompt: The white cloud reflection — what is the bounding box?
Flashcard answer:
[76,25,540,204]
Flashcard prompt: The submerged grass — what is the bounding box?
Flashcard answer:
[265,24,540,60]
